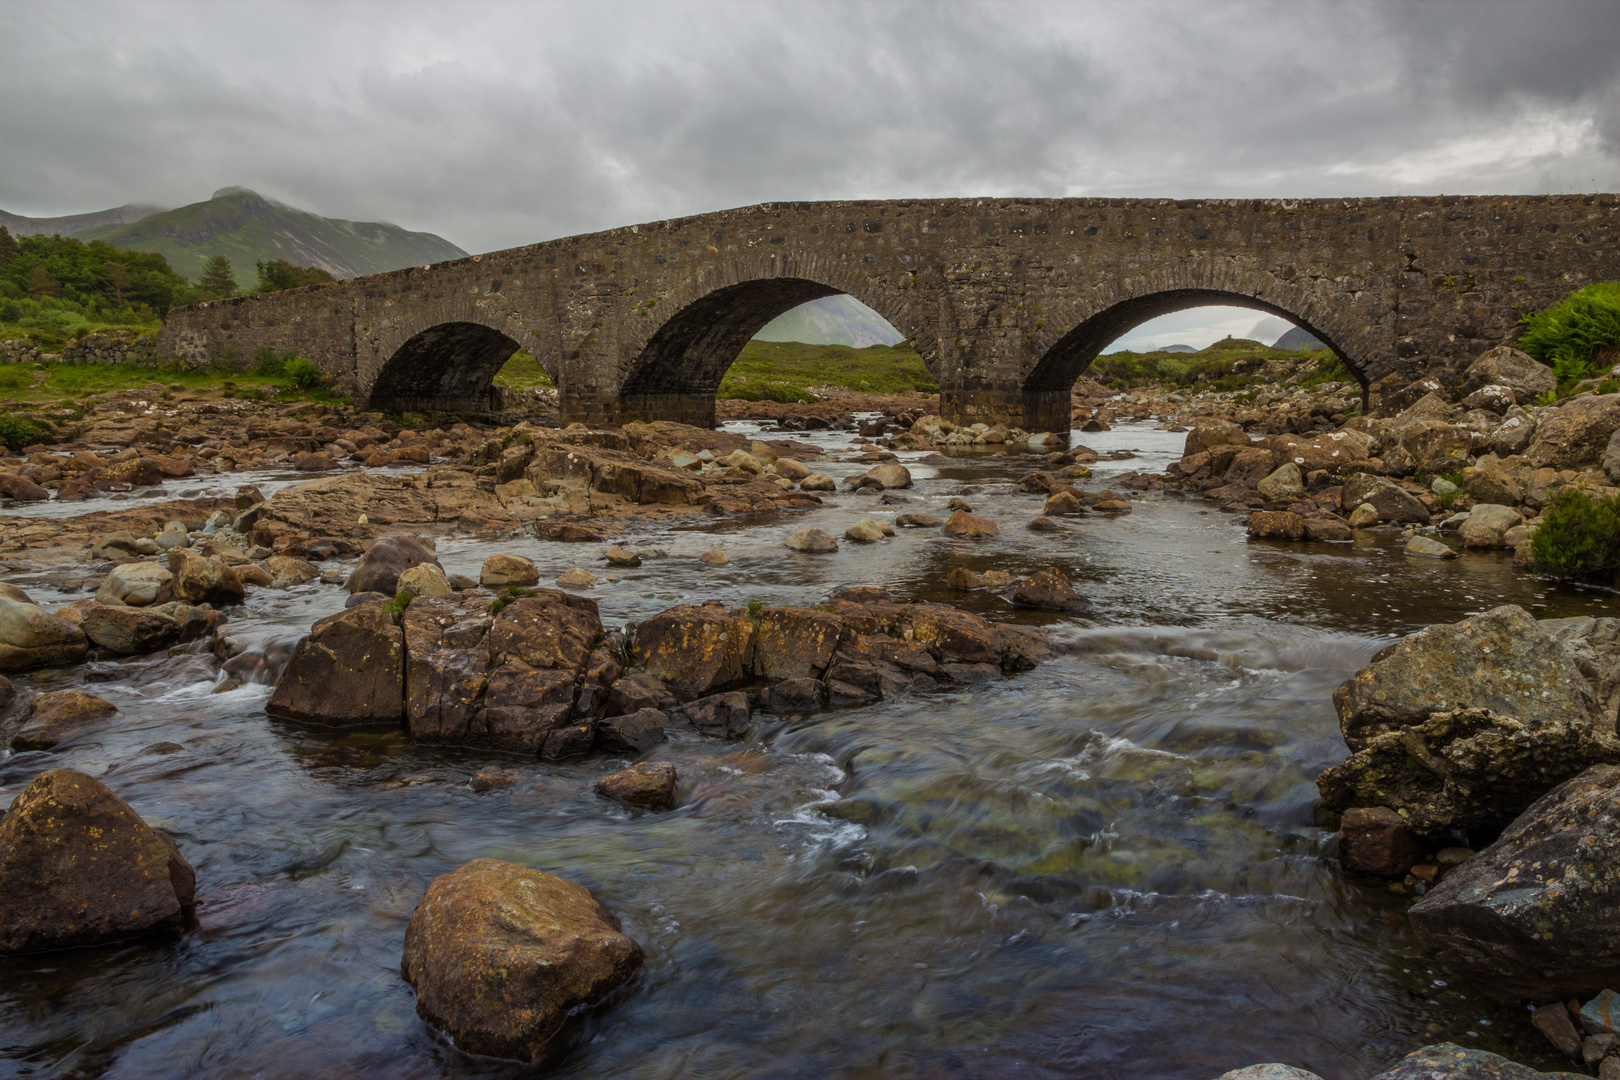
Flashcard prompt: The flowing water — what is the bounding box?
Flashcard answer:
[1,421,1612,1079]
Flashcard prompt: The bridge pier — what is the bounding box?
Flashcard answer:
[939,389,1071,436]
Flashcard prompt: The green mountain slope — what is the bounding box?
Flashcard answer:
[73,187,467,288]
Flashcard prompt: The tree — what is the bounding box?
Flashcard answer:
[0,227,17,268]
[255,258,336,293]
[198,254,238,298]
[102,261,132,304]
[26,266,60,298]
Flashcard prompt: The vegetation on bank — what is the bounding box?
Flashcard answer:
[0,352,345,409]
[1518,281,1620,395]
[1529,489,1620,585]
[718,340,937,402]
[1089,336,1350,392]
[493,350,555,390]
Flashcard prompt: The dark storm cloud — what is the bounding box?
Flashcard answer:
[0,0,1616,254]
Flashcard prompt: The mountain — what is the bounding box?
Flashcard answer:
[1158,344,1197,353]
[70,187,468,288]
[754,294,905,348]
[0,203,166,238]
[1274,325,1326,350]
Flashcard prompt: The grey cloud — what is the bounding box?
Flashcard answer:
[0,0,1615,255]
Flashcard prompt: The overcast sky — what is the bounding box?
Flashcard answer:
[3,0,1617,348]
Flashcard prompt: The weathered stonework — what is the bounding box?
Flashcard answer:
[156,195,1620,428]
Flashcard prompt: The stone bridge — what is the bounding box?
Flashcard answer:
[157,194,1619,429]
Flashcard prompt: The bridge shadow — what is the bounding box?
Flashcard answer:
[370,321,523,414]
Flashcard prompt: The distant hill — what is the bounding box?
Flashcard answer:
[1274,326,1326,350]
[754,294,905,348]
[0,203,166,238]
[1159,344,1196,353]
[69,187,467,288]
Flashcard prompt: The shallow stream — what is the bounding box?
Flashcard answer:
[1,421,1612,1079]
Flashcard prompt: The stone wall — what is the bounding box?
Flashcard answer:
[1,331,160,367]
[157,194,1620,427]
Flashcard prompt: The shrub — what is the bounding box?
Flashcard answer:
[380,590,413,615]
[1529,489,1620,583]
[746,599,762,617]
[0,416,53,451]
[1518,281,1620,383]
[283,356,323,389]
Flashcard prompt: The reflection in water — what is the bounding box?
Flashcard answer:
[0,421,1601,1078]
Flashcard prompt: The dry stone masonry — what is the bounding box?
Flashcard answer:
[156,195,1620,429]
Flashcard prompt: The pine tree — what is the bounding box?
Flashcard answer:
[0,226,17,268]
[26,266,60,298]
[198,254,237,298]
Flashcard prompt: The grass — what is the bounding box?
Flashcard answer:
[0,360,348,406]
[1518,281,1620,386]
[719,340,937,401]
[493,350,555,390]
[1088,338,1346,392]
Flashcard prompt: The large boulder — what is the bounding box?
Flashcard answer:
[1010,567,1092,612]
[941,509,1000,538]
[1265,429,1372,476]
[631,603,754,697]
[401,858,643,1063]
[81,604,181,654]
[347,534,442,596]
[1490,407,1537,457]
[94,562,174,607]
[1184,419,1249,458]
[1458,345,1557,403]
[1256,462,1304,500]
[1332,605,1600,752]
[859,463,912,490]
[595,762,678,810]
[481,553,539,587]
[167,549,244,606]
[1317,706,1620,835]
[1339,475,1430,524]
[266,601,406,726]
[1459,503,1525,549]
[1524,393,1620,471]
[752,607,841,681]
[0,595,89,671]
[1408,765,1620,1003]
[0,769,195,955]
[1367,1043,1585,1079]
[10,691,117,751]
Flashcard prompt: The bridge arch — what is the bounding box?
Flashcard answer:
[369,320,529,414]
[1021,266,1377,416]
[601,255,938,427]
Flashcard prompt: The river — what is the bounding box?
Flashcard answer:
[1,420,1607,1079]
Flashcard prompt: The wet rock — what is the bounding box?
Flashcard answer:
[398,563,453,599]
[679,691,752,738]
[1533,1002,1585,1057]
[1338,806,1427,876]
[168,549,244,606]
[596,708,668,755]
[1347,502,1381,528]
[154,521,189,551]
[266,601,405,727]
[0,474,49,501]
[1340,475,1430,523]
[1461,504,1525,549]
[764,677,824,712]
[469,767,517,792]
[1304,518,1354,542]
[0,675,12,712]
[1044,490,1085,515]
[1408,765,1620,1002]
[10,691,118,751]
[401,858,643,1062]
[262,555,319,587]
[1247,510,1307,540]
[895,513,942,528]
[1027,516,1063,532]
[1405,535,1458,558]
[698,549,728,566]
[631,603,753,698]
[81,604,181,654]
[94,562,174,607]
[596,762,678,811]
[607,671,676,715]
[1185,419,1249,457]
[785,528,838,553]
[235,564,273,587]
[860,463,912,489]
[602,546,641,567]
[0,594,89,671]
[348,534,441,596]
[774,457,811,480]
[941,509,999,538]
[1011,567,1091,612]
[1582,990,1620,1035]
[1460,345,1557,403]
[799,472,836,492]
[844,518,887,542]
[1319,706,1620,835]
[481,554,539,587]
[946,567,983,590]
[1094,499,1132,514]
[1335,605,1599,752]
[1214,1068,1325,1080]
[556,568,597,588]
[1366,1043,1585,1079]
[234,484,265,510]
[540,723,595,763]
[0,769,195,955]
[753,607,841,681]
[1257,462,1305,500]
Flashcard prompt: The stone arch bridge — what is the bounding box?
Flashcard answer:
[158,194,1619,430]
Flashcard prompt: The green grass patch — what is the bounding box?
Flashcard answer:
[0,416,54,451]
[1088,338,1346,391]
[493,350,555,390]
[1530,488,1620,583]
[0,360,347,406]
[720,340,937,400]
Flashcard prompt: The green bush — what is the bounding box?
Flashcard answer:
[380,590,413,615]
[0,416,53,451]
[1518,282,1620,384]
[1529,489,1620,582]
[283,356,323,389]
